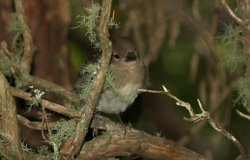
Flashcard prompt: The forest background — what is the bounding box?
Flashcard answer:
[0,0,250,159]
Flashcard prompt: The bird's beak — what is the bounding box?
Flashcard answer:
[125,52,137,62]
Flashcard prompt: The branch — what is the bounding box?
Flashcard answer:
[75,115,206,160]
[0,42,80,105]
[11,82,206,160]
[23,75,80,105]
[219,0,244,25]
[14,0,34,72]
[139,86,246,160]
[236,109,250,121]
[17,114,57,130]
[10,87,80,118]
[17,114,206,160]
[61,0,113,158]
[0,72,24,159]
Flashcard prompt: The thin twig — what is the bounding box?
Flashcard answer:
[196,101,246,160]
[17,114,57,130]
[220,0,244,25]
[139,87,195,118]
[41,104,52,139]
[207,118,246,160]
[10,87,80,118]
[139,86,246,160]
[236,109,250,121]
[24,75,80,105]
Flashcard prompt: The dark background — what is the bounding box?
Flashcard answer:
[0,0,250,159]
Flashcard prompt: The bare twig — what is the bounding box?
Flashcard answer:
[236,109,250,121]
[17,114,57,130]
[14,0,34,72]
[61,0,113,158]
[220,0,244,25]
[0,72,24,159]
[139,87,197,118]
[41,104,52,140]
[139,86,246,160]
[10,87,80,118]
[24,75,80,105]
[206,116,246,160]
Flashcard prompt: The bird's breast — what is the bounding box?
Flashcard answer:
[118,83,141,97]
[95,83,141,114]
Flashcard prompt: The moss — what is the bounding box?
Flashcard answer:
[0,56,14,77]
[36,145,49,154]
[108,18,119,29]
[235,76,250,109]
[25,86,45,111]
[216,24,244,72]
[49,119,76,148]
[72,3,119,50]
[75,63,116,103]
[73,3,101,49]
[21,142,35,154]
[75,63,98,102]
[11,15,25,62]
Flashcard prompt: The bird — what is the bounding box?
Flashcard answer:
[75,37,147,114]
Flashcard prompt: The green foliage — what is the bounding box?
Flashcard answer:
[105,68,116,91]
[36,145,49,154]
[108,18,120,29]
[76,63,116,103]
[21,142,35,154]
[216,25,244,72]
[73,3,119,50]
[216,25,250,110]
[76,64,98,102]
[73,3,101,49]
[49,119,76,149]
[0,54,14,77]
[235,76,250,110]
[11,16,24,61]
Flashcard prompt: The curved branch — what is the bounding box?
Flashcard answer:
[220,0,243,25]
[76,115,206,160]
[139,87,246,160]
[61,0,113,158]
[78,133,205,160]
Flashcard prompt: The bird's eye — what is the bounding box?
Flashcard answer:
[113,53,120,60]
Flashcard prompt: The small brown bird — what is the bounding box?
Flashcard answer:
[75,37,147,114]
